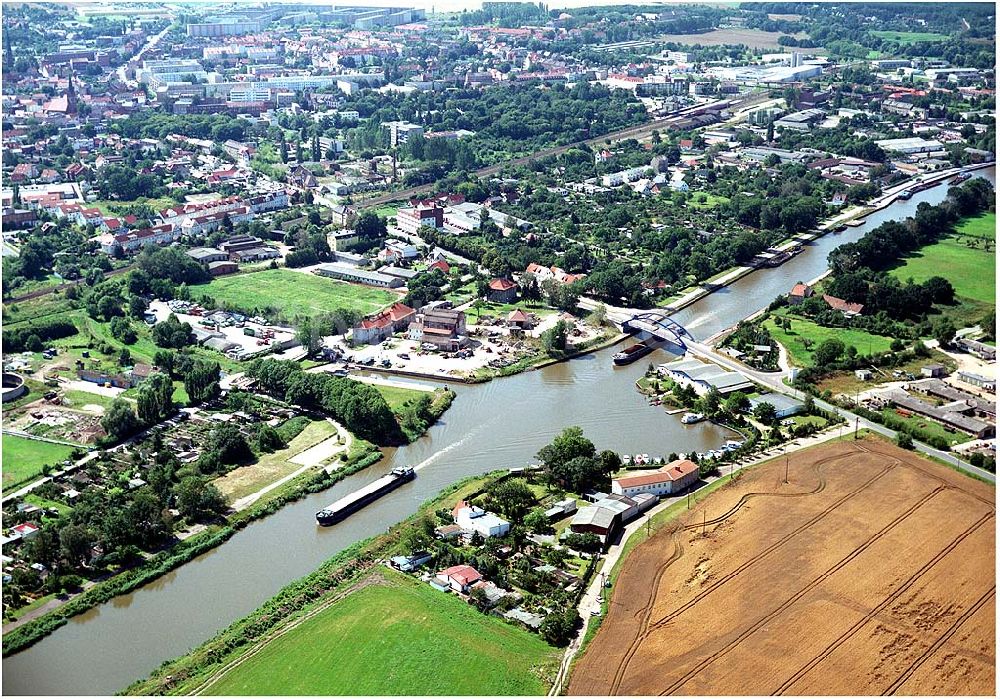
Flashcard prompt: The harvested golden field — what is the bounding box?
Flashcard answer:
[569,437,995,696]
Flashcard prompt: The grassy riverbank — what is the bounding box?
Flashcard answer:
[202,570,555,696]
[2,389,456,657]
[123,470,560,696]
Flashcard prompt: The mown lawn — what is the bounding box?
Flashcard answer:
[890,212,995,305]
[212,419,336,502]
[372,384,433,412]
[871,30,950,43]
[2,435,77,488]
[764,315,895,367]
[197,268,398,320]
[205,569,559,696]
[687,192,730,210]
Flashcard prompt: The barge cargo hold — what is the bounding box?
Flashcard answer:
[613,342,654,366]
[316,466,415,525]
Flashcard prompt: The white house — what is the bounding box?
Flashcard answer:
[452,500,510,538]
[611,459,699,498]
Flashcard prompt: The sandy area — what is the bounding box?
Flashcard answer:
[569,437,995,696]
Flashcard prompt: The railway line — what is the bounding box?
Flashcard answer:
[354,92,772,209]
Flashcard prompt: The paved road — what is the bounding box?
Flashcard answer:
[684,340,996,484]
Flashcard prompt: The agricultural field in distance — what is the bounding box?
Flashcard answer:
[872,30,951,43]
[199,268,398,320]
[655,28,813,50]
[200,569,560,695]
[569,436,995,695]
[2,434,77,489]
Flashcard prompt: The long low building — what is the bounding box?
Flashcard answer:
[314,263,404,288]
[876,389,994,439]
[569,492,656,548]
[611,459,699,498]
[660,357,754,395]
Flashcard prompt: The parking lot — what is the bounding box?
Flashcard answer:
[148,300,296,361]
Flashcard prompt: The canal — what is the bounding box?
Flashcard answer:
[3,167,992,695]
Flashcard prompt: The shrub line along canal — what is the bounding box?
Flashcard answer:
[2,167,993,696]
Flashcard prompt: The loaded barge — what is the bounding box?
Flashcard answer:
[613,342,654,366]
[316,466,415,525]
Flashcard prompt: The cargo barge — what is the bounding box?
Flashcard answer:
[613,342,654,366]
[316,466,415,525]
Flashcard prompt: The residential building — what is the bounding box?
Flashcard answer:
[788,282,814,304]
[408,307,468,351]
[453,500,510,538]
[822,294,864,317]
[487,278,518,304]
[436,564,482,593]
[352,302,417,345]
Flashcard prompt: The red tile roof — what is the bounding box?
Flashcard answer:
[440,564,482,586]
[822,294,864,315]
[489,278,516,291]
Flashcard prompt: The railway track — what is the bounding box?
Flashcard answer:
[771,511,995,695]
[355,93,771,209]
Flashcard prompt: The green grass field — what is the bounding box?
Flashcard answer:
[198,269,398,320]
[871,30,950,43]
[890,212,995,305]
[205,570,559,695]
[2,435,77,488]
[687,193,731,210]
[765,315,895,367]
[372,384,432,412]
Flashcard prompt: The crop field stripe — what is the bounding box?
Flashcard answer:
[607,537,684,694]
[771,511,995,696]
[656,485,948,696]
[650,455,896,630]
[880,585,996,696]
[609,443,892,694]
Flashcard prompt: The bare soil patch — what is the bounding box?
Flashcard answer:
[569,437,995,695]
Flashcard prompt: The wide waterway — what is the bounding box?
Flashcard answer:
[3,167,992,695]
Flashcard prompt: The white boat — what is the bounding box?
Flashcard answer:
[622,455,632,466]
[641,454,649,463]
[681,412,705,424]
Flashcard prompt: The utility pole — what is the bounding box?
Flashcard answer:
[854,415,860,440]
[687,492,691,510]
[784,444,789,484]
[702,510,706,537]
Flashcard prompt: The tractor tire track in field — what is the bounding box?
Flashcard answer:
[881,585,997,696]
[607,443,886,694]
[655,485,948,696]
[771,511,995,696]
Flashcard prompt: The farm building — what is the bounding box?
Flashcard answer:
[315,263,404,288]
[958,371,995,392]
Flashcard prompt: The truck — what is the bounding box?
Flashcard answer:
[243,327,256,337]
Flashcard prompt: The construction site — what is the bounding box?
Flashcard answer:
[569,436,995,696]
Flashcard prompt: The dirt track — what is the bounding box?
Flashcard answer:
[568,437,995,696]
